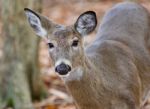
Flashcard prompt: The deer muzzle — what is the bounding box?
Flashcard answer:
[55,63,71,75]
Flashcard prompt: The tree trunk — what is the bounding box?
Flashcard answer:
[0,0,46,109]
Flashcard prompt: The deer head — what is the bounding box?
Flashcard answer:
[24,8,97,77]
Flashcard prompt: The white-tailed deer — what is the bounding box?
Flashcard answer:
[24,2,150,109]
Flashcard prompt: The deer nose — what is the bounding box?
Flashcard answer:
[55,63,71,75]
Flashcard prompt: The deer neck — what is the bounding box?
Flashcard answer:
[62,55,101,108]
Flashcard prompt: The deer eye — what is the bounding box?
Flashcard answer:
[72,40,79,47]
[48,43,54,49]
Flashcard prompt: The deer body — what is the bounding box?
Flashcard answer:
[25,2,150,109]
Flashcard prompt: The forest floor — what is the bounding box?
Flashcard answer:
[1,0,150,109]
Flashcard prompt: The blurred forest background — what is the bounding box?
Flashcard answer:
[0,0,150,109]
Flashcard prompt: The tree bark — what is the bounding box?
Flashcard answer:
[0,0,46,109]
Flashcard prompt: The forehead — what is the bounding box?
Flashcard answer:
[48,26,79,40]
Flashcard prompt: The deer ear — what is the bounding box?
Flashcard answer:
[74,11,97,36]
[24,8,47,37]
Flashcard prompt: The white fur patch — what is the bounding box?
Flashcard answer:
[62,67,83,82]
[55,59,72,68]
[25,11,47,37]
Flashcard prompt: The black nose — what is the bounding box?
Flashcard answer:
[55,63,71,75]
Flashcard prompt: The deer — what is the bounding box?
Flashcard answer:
[24,1,150,109]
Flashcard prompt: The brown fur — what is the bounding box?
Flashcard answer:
[71,3,150,109]
[67,2,150,109]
